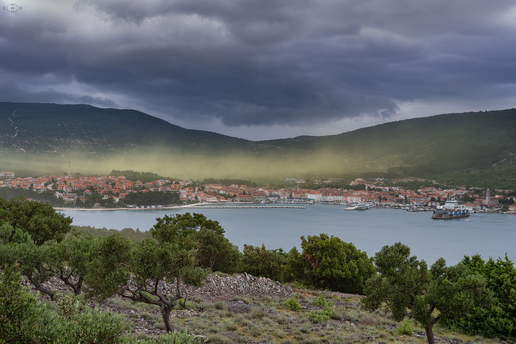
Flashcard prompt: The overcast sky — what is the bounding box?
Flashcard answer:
[1,0,516,140]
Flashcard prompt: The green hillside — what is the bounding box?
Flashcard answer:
[1,102,515,186]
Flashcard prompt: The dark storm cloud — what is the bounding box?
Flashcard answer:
[0,81,117,107]
[1,0,515,130]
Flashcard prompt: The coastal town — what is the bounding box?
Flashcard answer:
[1,171,515,213]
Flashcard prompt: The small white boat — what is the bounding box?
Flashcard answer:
[344,206,358,211]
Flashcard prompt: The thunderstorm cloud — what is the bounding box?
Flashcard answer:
[1,0,515,139]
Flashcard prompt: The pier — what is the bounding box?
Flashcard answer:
[194,205,306,209]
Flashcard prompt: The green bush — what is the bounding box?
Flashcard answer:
[0,197,73,245]
[308,307,334,323]
[285,297,303,311]
[397,318,414,335]
[214,301,227,310]
[240,244,290,282]
[225,321,239,331]
[176,298,194,309]
[313,292,332,308]
[232,295,251,304]
[441,254,516,340]
[286,234,375,294]
[0,264,126,344]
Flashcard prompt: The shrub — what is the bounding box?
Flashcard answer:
[122,330,202,343]
[225,321,238,331]
[313,292,333,308]
[214,301,227,310]
[250,307,268,319]
[140,312,155,320]
[397,318,414,336]
[176,298,194,309]
[275,315,289,324]
[308,307,334,323]
[286,234,375,294]
[441,254,516,340]
[285,297,303,311]
[207,333,234,344]
[232,295,251,304]
[240,244,290,282]
[0,264,126,344]
[331,308,343,320]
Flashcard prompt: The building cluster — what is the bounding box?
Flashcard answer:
[1,173,515,210]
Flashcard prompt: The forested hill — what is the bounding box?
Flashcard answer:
[0,102,252,155]
[261,109,516,177]
[1,102,515,185]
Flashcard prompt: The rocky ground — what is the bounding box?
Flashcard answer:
[24,272,295,337]
[22,274,511,344]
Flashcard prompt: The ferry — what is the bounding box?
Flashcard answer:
[431,200,470,219]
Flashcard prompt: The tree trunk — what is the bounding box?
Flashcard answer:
[61,275,83,295]
[425,323,435,344]
[27,276,55,300]
[161,305,174,333]
[36,285,55,300]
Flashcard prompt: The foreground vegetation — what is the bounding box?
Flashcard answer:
[1,197,515,343]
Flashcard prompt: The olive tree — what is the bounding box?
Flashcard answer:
[151,213,240,272]
[0,229,99,299]
[362,242,494,344]
[85,234,208,333]
[46,232,100,295]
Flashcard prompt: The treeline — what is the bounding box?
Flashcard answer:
[1,197,515,343]
[0,188,64,206]
[72,225,152,242]
[203,178,257,187]
[122,191,181,206]
[109,170,171,183]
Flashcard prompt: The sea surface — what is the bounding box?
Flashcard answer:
[60,205,516,265]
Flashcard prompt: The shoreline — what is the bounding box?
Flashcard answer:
[54,203,511,213]
[54,204,205,211]
[54,202,256,211]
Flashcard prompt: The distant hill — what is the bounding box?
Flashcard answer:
[1,102,515,187]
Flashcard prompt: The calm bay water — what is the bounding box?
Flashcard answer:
[60,205,516,265]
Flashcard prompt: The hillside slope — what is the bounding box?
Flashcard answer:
[1,102,515,184]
